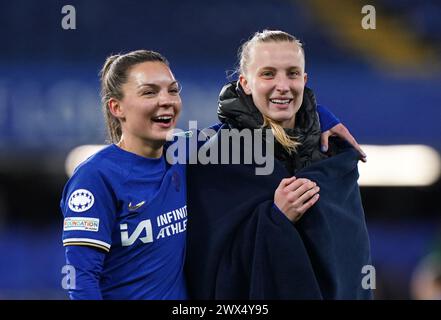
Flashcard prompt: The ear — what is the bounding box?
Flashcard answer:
[239,74,252,95]
[108,98,125,119]
[304,72,308,85]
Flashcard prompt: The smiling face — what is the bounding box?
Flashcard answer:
[239,41,307,128]
[109,61,182,151]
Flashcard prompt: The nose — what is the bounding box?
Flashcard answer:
[274,75,290,94]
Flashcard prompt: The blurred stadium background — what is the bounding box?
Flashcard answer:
[0,0,440,299]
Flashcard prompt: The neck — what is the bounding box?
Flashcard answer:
[281,116,296,129]
[117,136,163,159]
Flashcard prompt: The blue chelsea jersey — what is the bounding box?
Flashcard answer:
[60,144,188,299]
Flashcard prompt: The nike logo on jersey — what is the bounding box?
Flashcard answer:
[128,200,146,211]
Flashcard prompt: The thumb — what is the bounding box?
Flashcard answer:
[320,132,330,153]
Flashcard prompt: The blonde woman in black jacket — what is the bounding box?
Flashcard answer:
[185,30,372,299]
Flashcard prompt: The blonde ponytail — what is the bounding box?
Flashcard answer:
[263,115,300,154]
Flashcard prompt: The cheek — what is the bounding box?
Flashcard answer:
[254,81,271,94]
[126,102,155,125]
[175,99,183,114]
[252,82,271,104]
[253,98,270,119]
[293,80,305,93]
[137,101,156,116]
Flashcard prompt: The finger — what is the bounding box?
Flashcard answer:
[297,193,320,214]
[320,131,330,153]
[288,179,316,197]
[284,178,314,192]
[292,186,320,207]
[356,143,368,162]
[340,130,365,159]
[334,125,367,162]
[346,136,367,162]
[279,176,296,189]
[358,148,367,163]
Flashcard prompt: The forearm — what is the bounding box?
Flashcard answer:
[64,245,106,300]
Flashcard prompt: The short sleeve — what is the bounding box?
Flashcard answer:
[60,164,117,252]
[317,104,340,132]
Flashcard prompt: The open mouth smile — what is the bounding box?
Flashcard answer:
[269,98,293,105]
[152,115,173,124]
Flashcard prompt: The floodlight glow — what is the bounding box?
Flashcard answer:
[65,145,106,177]
[358,145,441,186]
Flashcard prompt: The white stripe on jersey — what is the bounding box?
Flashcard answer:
[63,238,111,251]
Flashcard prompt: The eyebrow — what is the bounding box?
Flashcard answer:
[137,81,178,89]
[259,66,302,71]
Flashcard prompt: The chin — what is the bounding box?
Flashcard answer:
[156,135,169,143]
[144,134,168,145]
[269,113,295,125]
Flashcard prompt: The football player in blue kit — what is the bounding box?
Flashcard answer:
[60,48,365,300]
[60,50,188,299]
